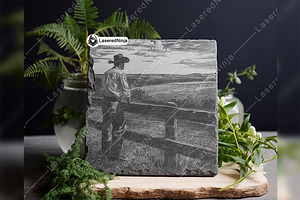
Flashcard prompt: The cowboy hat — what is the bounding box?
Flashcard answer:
[108,54,130,64]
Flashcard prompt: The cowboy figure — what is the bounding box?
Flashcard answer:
[100,53,131,161]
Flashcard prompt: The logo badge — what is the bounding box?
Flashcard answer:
[87,35,129,47]
[87,34,99,47]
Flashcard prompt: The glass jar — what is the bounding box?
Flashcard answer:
[53,74,87,154]
[219,89,244,125]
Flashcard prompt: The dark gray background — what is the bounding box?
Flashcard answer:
[24,0,278,135]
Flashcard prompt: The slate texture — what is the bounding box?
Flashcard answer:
[86,39,218,176]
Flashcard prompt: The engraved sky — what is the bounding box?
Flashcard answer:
[91,39,217,75]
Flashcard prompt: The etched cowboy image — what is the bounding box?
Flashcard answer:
[86,40,218,176]
[100,53,131,161]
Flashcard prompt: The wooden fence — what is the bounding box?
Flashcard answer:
[89,98,216,172]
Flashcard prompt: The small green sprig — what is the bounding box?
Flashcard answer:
[218,99,277,191]
[220,65,257,96]
[42,125,115,200]
[39,107,84,130]
[53,106,83,125]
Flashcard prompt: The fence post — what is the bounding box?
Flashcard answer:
[164,102,178,173]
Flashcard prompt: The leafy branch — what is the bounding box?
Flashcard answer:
[53,106,83,125]
[219,65,257,96]
[218,98,277,190]
[42,125,115,200]
[25,0,161,91]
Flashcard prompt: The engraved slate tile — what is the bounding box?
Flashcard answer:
[86,39,218,176]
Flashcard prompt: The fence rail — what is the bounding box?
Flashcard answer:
[89,97,216,172]
[92,97,216,125]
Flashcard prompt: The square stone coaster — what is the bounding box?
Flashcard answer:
[87,39,218,176]
[93,163,268,199]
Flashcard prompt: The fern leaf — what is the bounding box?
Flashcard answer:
[74,0,99,30]
[94,9,160,39]
[62,13,85,46]
[26,23,84,59]
[127,17,161,39]
[94,9,127,36]
[24,60,66,91]
[37,41,78,67]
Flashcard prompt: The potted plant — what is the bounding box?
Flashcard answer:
[24,0,160,152]
[218,65,257,124]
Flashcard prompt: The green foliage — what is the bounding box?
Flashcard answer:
[218,101,277,190]
[0,9,23,78]
[63,13,85,47]
[42,125,115,200]
[74,0,99,30]
[26,23,85,57]
[25,0,161,91]
[126,18,161,39]
[218,65,278,190]
[38,106,84,130]
[94,9,127,36]
[219,64,257,96]
[277,141,300,177]
[24,60,66,91]
[94,9,161,39]
[53,106,84,125]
